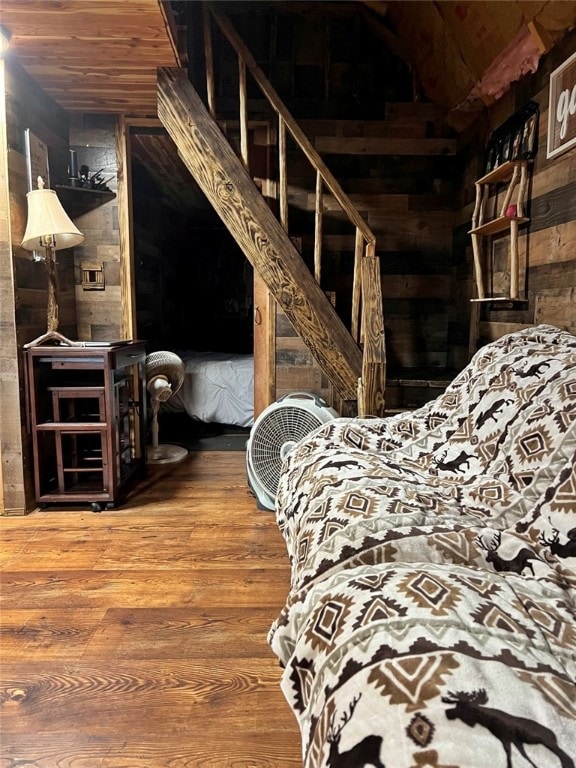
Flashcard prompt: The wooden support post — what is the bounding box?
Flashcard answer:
[314,170,323,284]
[278,117,288,231]
[239,59,249,169]
[359,248,386,417]
[0,60,27,514]
[516,163,528,218]
[478,184,489,227]
[357,378,365,418]
[470,181,485,299]
[351,228,363,342]
[203,6,216,118]
[471,234,485,299]
[116,115,136,341]
[499,164,520,217]
[510,219,519,299]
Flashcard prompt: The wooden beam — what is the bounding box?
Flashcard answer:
[359,248,386,417]
[157,67,362,400]
[253,272,276,418]
[0,61,27,514]
[116,116,136,341]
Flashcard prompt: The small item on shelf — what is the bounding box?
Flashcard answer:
[89,169,113,192]
[68,149,79,187]
[79,164,90,187]
[74,165,112,192]
[505,204,518,218]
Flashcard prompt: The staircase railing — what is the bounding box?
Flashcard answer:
[203,3,386,416]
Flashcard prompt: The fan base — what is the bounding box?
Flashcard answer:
[147,443,188,465]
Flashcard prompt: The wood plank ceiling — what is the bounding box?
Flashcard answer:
[0,0,181,116]
[2,0,575,211]
[2,1,576,120]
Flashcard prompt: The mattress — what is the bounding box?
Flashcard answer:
[161,351,254,427]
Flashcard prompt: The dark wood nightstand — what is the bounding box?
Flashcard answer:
[24,341,147,510]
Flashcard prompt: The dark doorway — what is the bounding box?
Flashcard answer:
[130,127,253,355]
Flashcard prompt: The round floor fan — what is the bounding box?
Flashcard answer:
[145,351,188,465]
[246,392,339,510]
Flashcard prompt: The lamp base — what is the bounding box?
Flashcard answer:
[147,444,188,465]
[24,330,83,349]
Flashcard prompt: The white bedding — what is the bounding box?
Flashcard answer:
[162,351,254,427]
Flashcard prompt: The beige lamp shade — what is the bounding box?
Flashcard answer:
[21,180,84,251]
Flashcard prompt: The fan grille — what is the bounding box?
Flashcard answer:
[145,351,185,394]
[250,405,323,496]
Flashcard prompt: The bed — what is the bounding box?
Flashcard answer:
[269,325,576,768]
[161,351,254,427]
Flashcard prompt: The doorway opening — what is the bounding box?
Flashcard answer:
[130,126,255,449]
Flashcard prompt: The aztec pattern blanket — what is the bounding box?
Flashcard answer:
[269,325,576,768]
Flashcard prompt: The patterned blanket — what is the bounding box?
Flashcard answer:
[269,325,576,768]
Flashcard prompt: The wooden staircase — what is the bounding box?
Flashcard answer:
[157,5,386,417]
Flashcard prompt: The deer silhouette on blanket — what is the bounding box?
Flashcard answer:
[513,360,551,378]
[326,694,385,767]
[442,689,574,768]
[434,449,474,472]
[540,528,576,559]
[477,532,542,575]
[475,398,514,429]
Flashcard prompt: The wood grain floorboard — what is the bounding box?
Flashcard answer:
[0,452,302,767]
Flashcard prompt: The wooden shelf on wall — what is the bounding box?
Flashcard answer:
[476,160,526,185]
[469,160,531,304]
[470,297,528,309]
[55,185,116,218]
[470,215,529,237]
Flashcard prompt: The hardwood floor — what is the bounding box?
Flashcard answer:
[0,451,302,767]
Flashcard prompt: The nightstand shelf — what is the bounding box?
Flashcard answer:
[25,341,146,510]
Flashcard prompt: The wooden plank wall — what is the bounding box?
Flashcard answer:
[275,309,333,403]
[1,60,71,514]
[275,110,457,404]
[1,65,123,513]
[69,116,123,342]
[7,61,73,347]
[0,61,26,515]
[449,29,576,369]
[213,5,457,406]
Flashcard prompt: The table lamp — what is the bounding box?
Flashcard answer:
[21,176,85,347]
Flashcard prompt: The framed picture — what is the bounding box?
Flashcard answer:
[547,50,576,159]
[484,101,539,173]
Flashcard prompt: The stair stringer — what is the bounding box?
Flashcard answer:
[158,66,362,402]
